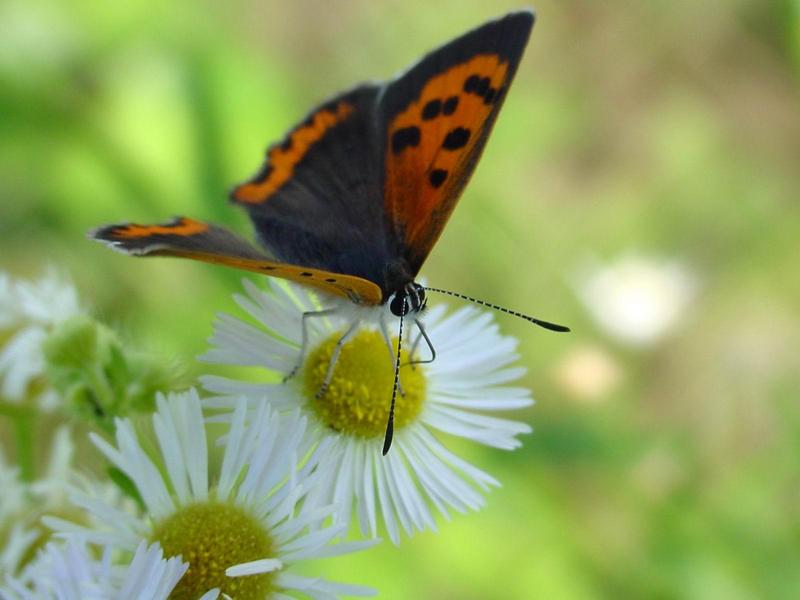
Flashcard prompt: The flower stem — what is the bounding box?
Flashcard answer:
[0,401,37,481]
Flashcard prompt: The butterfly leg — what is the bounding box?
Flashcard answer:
[404,319,436,369]
[379,314,405,396]
[315,319,360,400]
[283,307,338,383]
[406,327,423,367]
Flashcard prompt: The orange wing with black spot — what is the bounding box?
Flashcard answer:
[380,11,534,273]
[90,217,383,304]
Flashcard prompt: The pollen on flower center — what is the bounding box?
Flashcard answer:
[303,329,426,438]
[150,501,275,600]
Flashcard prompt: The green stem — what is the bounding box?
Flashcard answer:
[0,401,37,481]
[88,364,116,415]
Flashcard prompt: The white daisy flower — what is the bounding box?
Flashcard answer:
[45,388,376,599]
[574,254,697,347]
[200,279,533,544]
[2,540,190,600]
[0,269,82,408]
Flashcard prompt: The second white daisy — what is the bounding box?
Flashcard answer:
[46,388,375,599]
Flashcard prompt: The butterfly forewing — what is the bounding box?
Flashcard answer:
[379,11,534,274]
[230,85,395,293]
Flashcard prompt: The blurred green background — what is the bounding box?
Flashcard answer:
[2,0,800,598]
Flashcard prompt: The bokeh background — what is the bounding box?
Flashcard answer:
[2,0,800,598]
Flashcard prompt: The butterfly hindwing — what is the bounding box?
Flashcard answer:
[230,85,396,295]
[379,11,534,273]
[90,217,383,304]
[92,217,266,259]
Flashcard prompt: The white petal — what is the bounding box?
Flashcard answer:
[385,442,435,532]
[423,404,530,449]
[372,449,400,544]
[117,541,188,600]
[216,398,250,499]
[226,558,282,576]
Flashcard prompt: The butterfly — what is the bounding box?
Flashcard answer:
[91,10,568,452]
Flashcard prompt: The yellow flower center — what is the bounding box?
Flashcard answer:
[151,501,275,599]
[303,329,426,438]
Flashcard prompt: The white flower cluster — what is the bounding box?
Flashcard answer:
[0,427,76,578]
[0,269,82,408]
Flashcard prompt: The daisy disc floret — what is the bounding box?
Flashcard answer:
[201,280,534,543]
[304,329,426,437]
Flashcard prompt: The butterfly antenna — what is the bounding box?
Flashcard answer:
[424,287,571,332]
[383,310,405,455]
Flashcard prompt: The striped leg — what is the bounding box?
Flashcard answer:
[283,307,337,383]
[315,319,360,400]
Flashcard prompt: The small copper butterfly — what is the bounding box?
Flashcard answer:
[91,10,569,452]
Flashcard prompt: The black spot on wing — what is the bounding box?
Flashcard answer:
[475,77,490,97]
[464,75,493,99]
[421,99,441,120]
[442,127,471,150]
[442,96,459,115]
[392,126,421,154]
[484,88,497,104]
[463,74,481,93]
[429,169,448,188]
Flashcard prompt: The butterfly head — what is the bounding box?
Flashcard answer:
[389,282,427,317]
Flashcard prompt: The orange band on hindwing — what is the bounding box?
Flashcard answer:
[110,218,210,239]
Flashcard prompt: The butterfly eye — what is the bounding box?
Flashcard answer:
[413,283,425,299]
[390,293,409,317]
[411,284,426,312]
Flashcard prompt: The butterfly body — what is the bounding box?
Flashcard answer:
[92,11,536,313]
